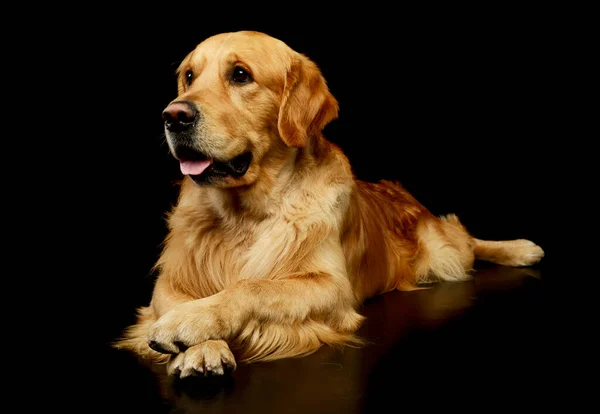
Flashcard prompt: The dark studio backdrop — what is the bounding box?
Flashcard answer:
[45,6,563,407]
[86,11,554,343]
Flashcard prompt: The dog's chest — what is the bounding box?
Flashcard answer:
[212,201,333,281]
[218,213,310,280]
[177,183,347,286]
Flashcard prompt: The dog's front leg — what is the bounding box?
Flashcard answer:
[142,276,238,376]
[147,288,242,355]
[147,271,362,373]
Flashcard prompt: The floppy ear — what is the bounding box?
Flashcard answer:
[277,54,339,147]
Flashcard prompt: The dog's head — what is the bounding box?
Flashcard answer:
[162,31,338,187]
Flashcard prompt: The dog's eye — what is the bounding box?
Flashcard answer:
[232,67,252,84]
[185,70,193,86]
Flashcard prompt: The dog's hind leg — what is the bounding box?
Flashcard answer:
[415,214,476,284]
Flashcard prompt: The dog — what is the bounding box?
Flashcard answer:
[114,30,544,378]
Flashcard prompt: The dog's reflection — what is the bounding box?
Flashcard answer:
[149,363,234,412]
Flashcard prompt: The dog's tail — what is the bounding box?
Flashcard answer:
[414,214,544,285]
[473,238,545,267]
[435,213,544,268]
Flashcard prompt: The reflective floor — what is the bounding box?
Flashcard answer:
[96,264,550,413]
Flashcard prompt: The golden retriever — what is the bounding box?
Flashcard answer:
[114,30,544,377]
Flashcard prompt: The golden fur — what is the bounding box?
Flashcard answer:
[114,31,544,377]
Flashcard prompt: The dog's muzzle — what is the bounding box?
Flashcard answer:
[162,101,252,184]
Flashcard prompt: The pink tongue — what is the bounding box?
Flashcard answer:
[180,159,212,175]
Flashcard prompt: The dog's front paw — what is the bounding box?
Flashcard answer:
[167,340,237,378]
[147,301,229,354]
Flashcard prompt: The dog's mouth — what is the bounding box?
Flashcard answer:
[174,146,252,184]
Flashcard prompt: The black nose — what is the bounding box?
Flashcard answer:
[162,101,197,132]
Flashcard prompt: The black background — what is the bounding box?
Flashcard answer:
[25,6,569,408]
[76,10,557,348]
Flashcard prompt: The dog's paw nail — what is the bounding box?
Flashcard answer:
[148,340,178,354]
[179,367,196,379]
